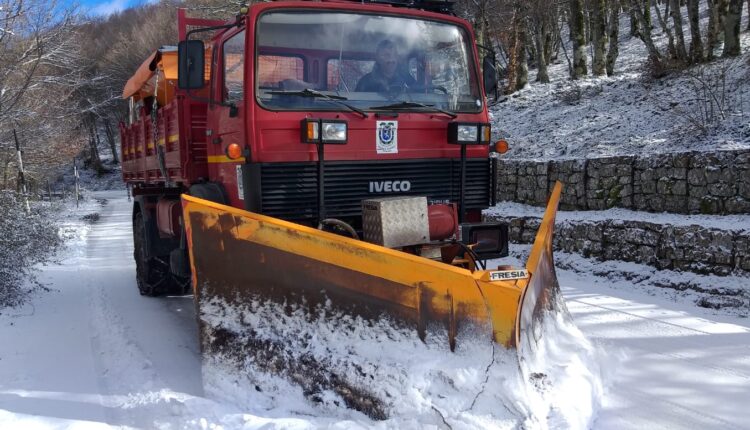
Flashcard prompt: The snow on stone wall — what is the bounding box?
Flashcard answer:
[486,214,750,277]
[496,150,750,215]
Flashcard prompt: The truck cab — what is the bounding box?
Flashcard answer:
[122,0,503,295]
[183,0,497,226]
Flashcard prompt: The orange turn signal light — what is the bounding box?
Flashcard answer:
[495,140,509,154]
[226,143,243,160]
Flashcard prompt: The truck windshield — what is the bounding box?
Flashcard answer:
[255,11,481,113]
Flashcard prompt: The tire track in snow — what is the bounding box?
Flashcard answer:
[565,288,750,430]
[568,296,750,382]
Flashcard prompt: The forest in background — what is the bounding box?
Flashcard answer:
[0,0,748,194]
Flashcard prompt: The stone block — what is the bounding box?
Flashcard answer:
[705,166,721,184]
[672,180,687,196]
[664,195,687,213]
[673,152,691,168]
[724,198,750,214]
[633,194,648,210]
[689,185,708,198]
[656,178,672,194]
[687,169,705,186]
[648,195,665,212]
[698,196,721,214]
[708,182,735,198]
[738,181,750,200]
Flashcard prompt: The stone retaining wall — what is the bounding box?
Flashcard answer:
[486,215,750,277]
[496,150,750,214]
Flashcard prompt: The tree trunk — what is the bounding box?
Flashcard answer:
[631,0,662,60]
[87,121,103,174]
[629,4,640,36]
[517,19,529,90]
[104,119,120,164]
[747,0,750,30]
[2,161,9,190]
[544,30,556,64]
[533,19,550,83]
[642,0,652,30]
[606,0,621,75]
[654,0,677,58]
[723,0,744,56]
[669,0,689,61]
[686,0,704,62]
[706,0,729,59]
[569,0,588,79]
[710,0,730,50]
[506,7,520,92]
[592,0,608,75]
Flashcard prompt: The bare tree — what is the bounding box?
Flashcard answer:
[707,0,729,60]
[1,0,88,191]
[528,0,554,83]
[669,0,689,61]
[723,0,744,57]
[591,0,608,76]
[606,0,621,75]
[686,0,704,62]
[569,0,588,79]
[630,0,663,60]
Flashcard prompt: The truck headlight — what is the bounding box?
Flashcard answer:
[448,123,491,145]
[301,119,348,144]
[321,121,347,144]
[457,125,478,142]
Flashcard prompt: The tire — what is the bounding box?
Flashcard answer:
[133,211,172,296]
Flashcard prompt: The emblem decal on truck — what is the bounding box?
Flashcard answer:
[376,121,398,154]
[369,180,411,193]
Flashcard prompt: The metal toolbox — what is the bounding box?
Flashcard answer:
[362,196,430,248]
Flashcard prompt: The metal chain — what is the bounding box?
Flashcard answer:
[152,70,172,187]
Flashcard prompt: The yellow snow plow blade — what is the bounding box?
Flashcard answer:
[181,182,563,352]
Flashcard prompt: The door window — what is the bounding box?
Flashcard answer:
[224,30,246,103]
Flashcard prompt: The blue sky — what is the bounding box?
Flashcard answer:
[75,0,156,17]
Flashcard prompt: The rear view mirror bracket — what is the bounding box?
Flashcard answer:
[178,40,206,90]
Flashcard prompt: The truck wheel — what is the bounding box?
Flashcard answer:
[133,211,172,296]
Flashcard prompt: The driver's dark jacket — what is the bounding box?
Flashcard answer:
[355,66,417,92]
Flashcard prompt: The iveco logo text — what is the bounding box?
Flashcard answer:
[369,180,411,193]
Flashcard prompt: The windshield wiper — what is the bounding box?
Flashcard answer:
[266,88,368,118]
[368,101,457,119]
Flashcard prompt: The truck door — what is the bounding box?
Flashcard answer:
[207,28,247,207]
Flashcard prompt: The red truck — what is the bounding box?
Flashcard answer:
[120,0,504,296]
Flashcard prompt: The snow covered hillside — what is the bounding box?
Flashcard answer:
[491,12,750,160]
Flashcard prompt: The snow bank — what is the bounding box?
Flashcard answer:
[486,201,750,232]
[195,292,613,429]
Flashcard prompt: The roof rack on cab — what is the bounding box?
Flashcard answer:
[321,0,456,15]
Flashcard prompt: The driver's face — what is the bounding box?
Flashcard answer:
[376,46,398,78]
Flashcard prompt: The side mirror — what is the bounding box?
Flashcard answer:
[178,40,205,90]
[482,55,498,97]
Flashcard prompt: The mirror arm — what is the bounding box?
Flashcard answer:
[182,18,244,103]
[476,43,496,59]
[184,18,242,41]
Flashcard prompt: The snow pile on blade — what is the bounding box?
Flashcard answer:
[198,292,609,429]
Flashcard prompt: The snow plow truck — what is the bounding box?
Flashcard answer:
[120,0,565,416]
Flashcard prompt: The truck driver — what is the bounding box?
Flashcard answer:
[355,39,416,92]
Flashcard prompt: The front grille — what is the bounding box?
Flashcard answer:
[259,158,490,223]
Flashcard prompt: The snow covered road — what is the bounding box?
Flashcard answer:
[1,192,749,429]
[562,276,750,429]
[0,191,206,428]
